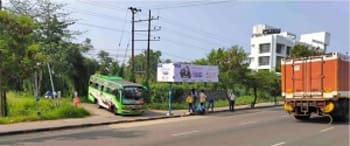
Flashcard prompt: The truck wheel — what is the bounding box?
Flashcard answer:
[340,109,349,122]
[343,113,349,122]
[294,115,310,120]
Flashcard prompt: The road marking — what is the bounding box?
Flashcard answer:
[281,115,289,118]
[171,130,199,137]
[238,121,257,126]
[271,141,286,146]
[320,127,335,133]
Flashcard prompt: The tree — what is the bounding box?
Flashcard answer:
[193,46,250,96]
[247,70,280,108]
[289,44,322,58]
[128,49,161,83]
[97,50,119,75]
[0,11,43,116]
[7,0,95,96]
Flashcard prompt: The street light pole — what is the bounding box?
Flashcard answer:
[166,83,173,116]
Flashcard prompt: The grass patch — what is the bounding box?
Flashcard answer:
[0,92,89,124]
[146,95,282,110]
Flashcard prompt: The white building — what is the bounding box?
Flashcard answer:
[248,24,330,72]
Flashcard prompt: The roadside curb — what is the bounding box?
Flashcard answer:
[208,103,282,114]
[0,104,282,136]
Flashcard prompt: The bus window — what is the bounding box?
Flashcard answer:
[93,83,99,89]
[113,90,121,101]
[99,85,104,91]
[123,86,144,99]
[104,87,114,95]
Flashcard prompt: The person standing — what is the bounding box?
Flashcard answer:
[199,90,207,107]
[207,92,214,112]
[73,91,80,107]
[229,92,236,112]
[191,88,198,106]
[185,93,194,113]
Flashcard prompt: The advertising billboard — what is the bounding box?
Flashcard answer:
[157,63,219,82]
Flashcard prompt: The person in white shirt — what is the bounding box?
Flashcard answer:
[199,90,207,107]
[229,92,235,112]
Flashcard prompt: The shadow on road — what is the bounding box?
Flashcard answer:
[82,103,169,118]
[205,109,263,118]
[0,129,147,145]
[299,116,349,125]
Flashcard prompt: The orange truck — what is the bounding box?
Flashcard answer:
[281,53,349,121]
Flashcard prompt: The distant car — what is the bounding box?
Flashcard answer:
[44,91,53,99]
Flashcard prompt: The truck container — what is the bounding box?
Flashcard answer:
[281,52,349,121]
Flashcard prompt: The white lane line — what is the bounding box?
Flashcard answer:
[271,141,286,146]
[171,130,199,137]
[281,115,289,118]
[238,121,258,126]
[320,127,335,133]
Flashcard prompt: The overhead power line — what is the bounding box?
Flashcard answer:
[160,15,234,44]
[118,10,129,47]
[72,2,232,50]
[76,22,126,32]
[77,0,126,11]
[161,37,212,52]
[70,7,126,22]
[152,0,233,10]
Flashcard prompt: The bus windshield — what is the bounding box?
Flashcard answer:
[122,86,144,105]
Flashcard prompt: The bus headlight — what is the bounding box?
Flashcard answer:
[320,102,335,113]
[283,103,294,112]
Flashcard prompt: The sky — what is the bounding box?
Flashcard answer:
[5,0,350,63]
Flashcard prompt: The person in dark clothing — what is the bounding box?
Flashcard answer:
[191,88,198,106]
[207,92,214,112]
[229,92,236,112]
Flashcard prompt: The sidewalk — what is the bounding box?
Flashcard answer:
[0,102,282,136]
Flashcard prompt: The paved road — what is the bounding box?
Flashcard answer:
[0,107,348,146]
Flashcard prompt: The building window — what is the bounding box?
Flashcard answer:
[276,43,284,54]
[286,46,291,55]
[259,43,270,53]
[275,56,284,72]
[259,56,270,66]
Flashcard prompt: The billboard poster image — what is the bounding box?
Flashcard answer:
[157,63,219,83]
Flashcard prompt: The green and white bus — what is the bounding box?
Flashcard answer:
[88,74,146,115]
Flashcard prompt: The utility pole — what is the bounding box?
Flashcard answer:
[133,9,160,85]
[128,7,141,82]
[0,0,2,10]
[146,10,151,86]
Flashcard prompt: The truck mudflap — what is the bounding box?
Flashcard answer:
[283,100,335,114]
[283,100,334,124]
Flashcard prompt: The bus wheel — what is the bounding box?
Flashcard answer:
[294,115,310,121]
[111,106,118,115]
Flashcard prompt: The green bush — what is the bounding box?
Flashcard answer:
[0,92,89,124]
